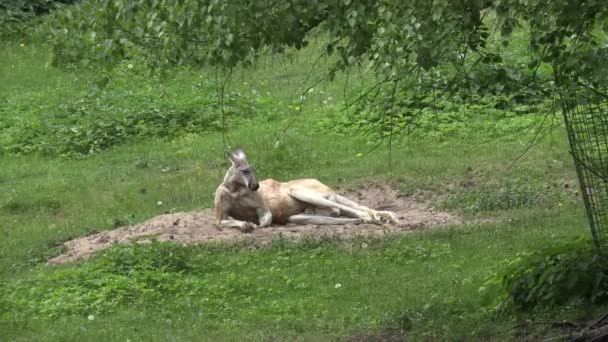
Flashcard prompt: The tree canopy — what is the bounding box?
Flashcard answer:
[42,0,608,87]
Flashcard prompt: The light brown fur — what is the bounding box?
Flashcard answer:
[258,179,326,224]
[214,148,399,231]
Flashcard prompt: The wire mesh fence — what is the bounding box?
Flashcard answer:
[561,83,608,248]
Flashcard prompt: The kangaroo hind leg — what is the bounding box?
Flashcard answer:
[335,194,399,224]
[288,214,361,225]
[334,194,372,211]
[305,207,340,217]
[288,188,374,223]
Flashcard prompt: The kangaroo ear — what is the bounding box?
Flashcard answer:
[226,150,239,165]
[234,146,247,160]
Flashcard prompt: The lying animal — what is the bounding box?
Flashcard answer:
[214,147,399,231]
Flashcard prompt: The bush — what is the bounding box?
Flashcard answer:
[482,239,608,311]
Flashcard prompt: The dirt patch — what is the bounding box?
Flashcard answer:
[48,183,459,265]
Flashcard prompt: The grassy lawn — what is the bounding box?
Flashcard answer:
[0,40,599,340]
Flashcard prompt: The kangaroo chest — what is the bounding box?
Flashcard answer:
[227,191,260,223]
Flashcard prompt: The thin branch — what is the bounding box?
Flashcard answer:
[569,149,608,183]
[512,320,582,330]
[387,79,399,174]
[576,81,608,100]
[341,65,417,113]
[216,66,233,164]
[341,76,391,112]
[343,66,351,108]
[276,50,328,137]
[390,69,463,138]
[505,110,551,170]
[278,74,328,136]
[590,313,608,328]
[115,25,210,45]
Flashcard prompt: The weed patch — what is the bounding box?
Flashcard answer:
[441,177,571,213]
[1,197,61,214]
[316,93,553,144]
[0,62,259,157]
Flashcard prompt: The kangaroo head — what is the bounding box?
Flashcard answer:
[224,147,259,191]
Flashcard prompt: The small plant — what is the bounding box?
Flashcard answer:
[482,239,608,311]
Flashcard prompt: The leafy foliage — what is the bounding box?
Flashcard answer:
[41,0,606,147]
[41,1,608,83]
[483,239,608,311]
[42,0,332,68]
[0,0,76,39]
[40,0,491,74]
[495,0,608,86]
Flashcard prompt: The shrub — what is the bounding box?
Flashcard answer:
[482,239,608,311]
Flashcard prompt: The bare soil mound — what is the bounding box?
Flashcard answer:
[48,183,459,265]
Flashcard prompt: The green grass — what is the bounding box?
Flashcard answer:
[0,37,599,340]
[0,210,591,341]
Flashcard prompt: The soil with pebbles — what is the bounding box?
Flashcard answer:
[48,183,459,265]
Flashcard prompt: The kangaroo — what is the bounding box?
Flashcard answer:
[214,147,399,232]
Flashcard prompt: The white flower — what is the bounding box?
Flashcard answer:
[308,88,314,94]
[157,201,163,206]
[322,100,328,105]
[88,314,95,321]
[361,242,368,249]
[127,63,134,69]
[335,283,342,289]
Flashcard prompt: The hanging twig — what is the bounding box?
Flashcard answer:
[276,50,328,138]
[341,64,417,113]
[387,79,399,173]
[505,110,552,170]
[216,66,233,164]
